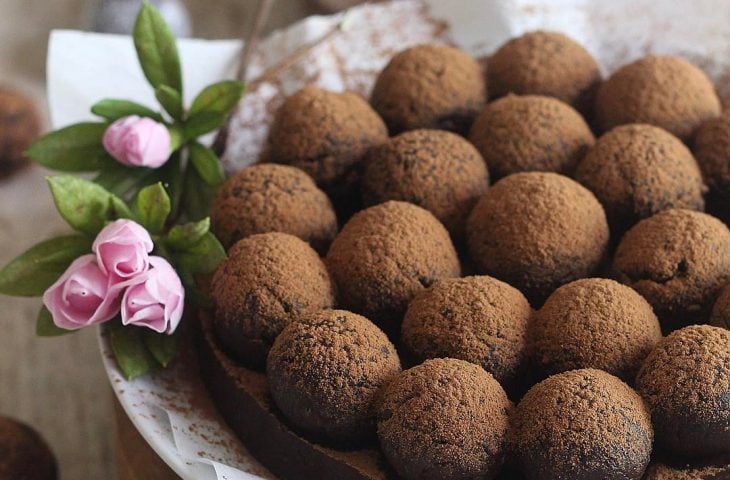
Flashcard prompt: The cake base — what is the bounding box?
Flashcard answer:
[197,311,394,480]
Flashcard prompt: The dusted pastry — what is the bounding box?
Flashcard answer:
[693,110,730,221]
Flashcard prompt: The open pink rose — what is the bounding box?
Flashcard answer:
[103,115,171,168]
[121,256,184,334]
[93,219,154,280]
[42,255,122,330]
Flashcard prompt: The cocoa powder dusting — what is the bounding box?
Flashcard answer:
[468,94,595,180]
[635,325,730,458]
[643,456,730,480]
[361,129,489,242]
[210,232,335,369]
[694,109,730,221]
[576,124,706,236]
[266,309,401,446]
[710,283,730,330]
[508,369,653,480]
[375,358,511,480]
[0,416,56,480]
[210,163,338,253]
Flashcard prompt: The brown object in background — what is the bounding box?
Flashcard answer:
[710,282,730,330]
[0,415,57,480]
[0,87,41,178]
[693,109,730,222]
[309,0,366,13]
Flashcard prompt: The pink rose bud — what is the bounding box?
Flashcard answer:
[121,256,184,334]
[93,219,154,280]
[43,255,122,330]
[102,115,171,168]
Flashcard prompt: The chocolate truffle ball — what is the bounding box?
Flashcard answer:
[575,124,705,236]
[210,232,336,368]
[376,358,511,480]
[636,325,730,458]
[0,87,41,177]
[530,278,662,381]
[0,416,57,480]
[401,276,531,388]
[267,87,388,213]
[466,172,609,305]
[267,309,401,445]
[487,31,601,115]
[210,164,337,252]
[509,369,653,480]
[468,94,595,179]
[361,129,489,241]
[371,44,486,135]
[710,283,730,330]
[644,458,730,480]
[327,201,460,331]
[595,55,721,142]
[613,209,730,330]
[694,109,730,220]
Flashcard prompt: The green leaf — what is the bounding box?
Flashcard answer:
[155,84,183,121]
[143,328,180,367]
[165,217,210,250]
[94,162,153,199]
[133,182,171,233]
[109,322,157,380]
[111,196,136,221]
[183,112,225,140]
[175,232,226,275]
[91,99,163,122]
[133,0,183,93]
[189,142,224,187]
[47,176,118,235]
[36,306,74,337]
[178,269,212,308]
[26,123,115,172]
[182,165,215,221]
[0,235,92,297]
[189,80,245,118]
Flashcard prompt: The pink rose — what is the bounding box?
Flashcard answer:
[93,219,154,280]
[102,115,171,168]
[121,256,184,334]
[43,255,121,330]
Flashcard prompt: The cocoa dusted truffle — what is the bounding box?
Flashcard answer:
[487,31,601,115]
[508,369,653,480]
[636,325,730,458]
[361,129,489,241]
[613,209,730,331]
[371,44,486,135]
[210,164,337,252]
[595,55,721,142]
[710,283,730,330]
[326,201,460,331]
[401,276,531,389]
[376,358,511,480]
[468,94,594,179]
[267,87,388,213]
[644,457,730,480]
[0,416,57,480]
[0,87,41,177]
[575,124,705,236]
[267,309,401,445]
[694,110,730,220]
[530,278,662,381]
[466,172,609,305]
[210,232,335,369]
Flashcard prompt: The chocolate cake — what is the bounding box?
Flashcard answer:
[210,164,338,252]
[694,110,730,221]
[361,129,489,241]
[0,87,40,177]
[370,44,486,135]
[0,416,57,480]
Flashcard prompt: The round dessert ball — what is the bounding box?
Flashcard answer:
[326,201,460,331]
[375,358,511,480]
[210,232,336,369]
[694,110,730,220]
[509,369,653,480]
[468,94,595,179]
[371,44,486,135]
[595,55,721,142]
[466,172,609,305]
[267,309,401,445]
[636,325,730,458]
[710,283,730,330]
[0,416,57,480]
[487,31,601,115]
[643,458,730,480]
[0,87,41,177]
[361,129,489,241]
[530,278,662,381]
[613,209,730,331]
[575,124,705,236]
[401,275,531,388]
[210,164,337,252]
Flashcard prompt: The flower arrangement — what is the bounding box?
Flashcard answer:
[0,1,243,379]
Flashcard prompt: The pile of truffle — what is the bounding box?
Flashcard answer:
[209,31,730,480]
